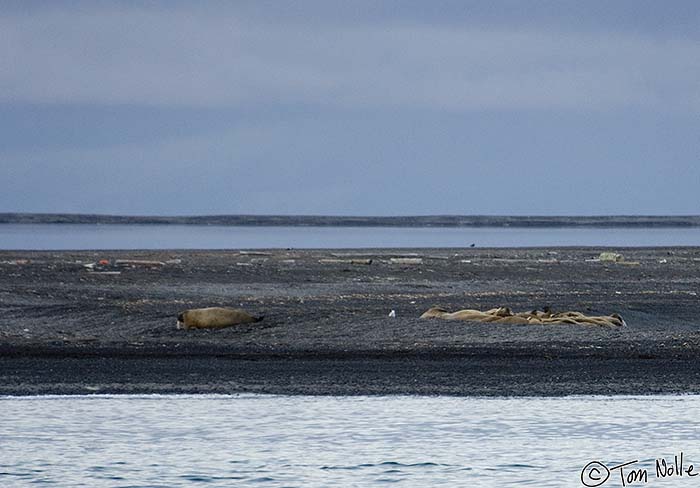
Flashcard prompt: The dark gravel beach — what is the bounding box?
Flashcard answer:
[1,247,700,396]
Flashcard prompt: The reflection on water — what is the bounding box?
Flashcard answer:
[1,224,699,249]
[1,394,698,487]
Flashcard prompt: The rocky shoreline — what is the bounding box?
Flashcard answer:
[1,247,700,395]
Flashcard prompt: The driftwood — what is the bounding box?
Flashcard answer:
[319,258,373,265]
[389,258,423,265]
[115,259,165,267]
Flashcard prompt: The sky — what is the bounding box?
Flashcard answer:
[1,0,699,216]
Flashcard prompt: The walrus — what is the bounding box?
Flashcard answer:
[420,307,487,321]
[176,307,263,330]
[420,306,526,323]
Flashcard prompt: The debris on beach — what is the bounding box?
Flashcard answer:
[115,259,165,268]
[589,252,640,266]
[0,259,30,265]
[82,259,120,275]
[84,258,167,273]
[598,252,624,262]
[420,306,626,327]
[319,258,373,265]
[389,258,423,265]
[83,262,114,272]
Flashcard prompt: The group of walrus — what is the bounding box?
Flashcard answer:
[420,306,626,327]
[176,305,626,329]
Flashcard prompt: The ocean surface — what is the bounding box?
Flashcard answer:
[1,224,700,249]
[1,394,697,487]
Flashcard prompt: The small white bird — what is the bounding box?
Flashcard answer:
[389,310,396,318]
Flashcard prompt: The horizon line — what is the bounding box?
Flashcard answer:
[3,212,700,219]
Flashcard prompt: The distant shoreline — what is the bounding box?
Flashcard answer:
[2,213,700,227]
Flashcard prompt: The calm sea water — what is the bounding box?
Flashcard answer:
[1,224,699,249]
[1,394,697,487]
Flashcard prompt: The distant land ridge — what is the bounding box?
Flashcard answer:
[2,213,700,227]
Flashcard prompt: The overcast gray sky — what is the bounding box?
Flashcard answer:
[1,0,698,215]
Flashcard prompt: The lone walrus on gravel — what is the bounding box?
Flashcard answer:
[176,307,263,330]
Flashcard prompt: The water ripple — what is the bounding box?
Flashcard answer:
[1,394,698,487]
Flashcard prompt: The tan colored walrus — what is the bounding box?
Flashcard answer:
[420,307,487,321]
[176,307,263,330]
[420,306,625,327]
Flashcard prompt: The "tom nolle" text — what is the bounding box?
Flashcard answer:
[581,452,697,486]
